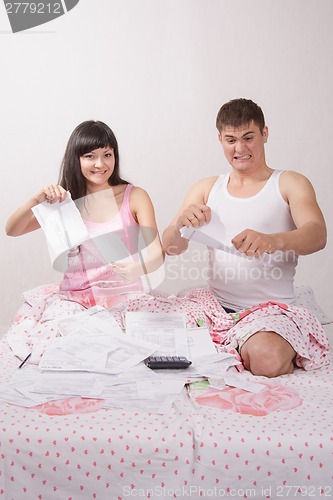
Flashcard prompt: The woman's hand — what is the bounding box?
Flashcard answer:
[34,184,67,205]
[112,261,144,283]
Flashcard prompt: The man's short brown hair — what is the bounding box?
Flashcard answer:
[216,98,266,133]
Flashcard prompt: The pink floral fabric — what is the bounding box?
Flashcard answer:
[5,284,330,370]
[34,397,104,416]
[194,382,303,416]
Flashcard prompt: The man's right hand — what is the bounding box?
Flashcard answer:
[175,204,211,231]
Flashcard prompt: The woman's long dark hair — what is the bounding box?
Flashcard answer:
[58,120,128,200]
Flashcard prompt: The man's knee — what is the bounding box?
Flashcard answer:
[240,331,296,378]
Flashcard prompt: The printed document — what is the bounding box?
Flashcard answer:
[31,192,89,270]
[38,331,159,374]
[125,312,189,357]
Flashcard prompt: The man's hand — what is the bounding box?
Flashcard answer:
[232,229,279,258]
[175,204,211,230]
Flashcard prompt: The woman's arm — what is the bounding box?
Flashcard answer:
[112,187,164,281]
[6,184,67,237]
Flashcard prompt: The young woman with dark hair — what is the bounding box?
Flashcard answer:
[6,120,164,307]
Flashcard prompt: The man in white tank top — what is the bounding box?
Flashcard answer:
[162,98,327,378]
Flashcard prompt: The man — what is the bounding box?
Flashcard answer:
[162,98,327,377]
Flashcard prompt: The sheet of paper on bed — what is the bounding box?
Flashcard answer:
[125,312,189,357]
[0,370,95,407]
[180,210,271,262]
[223,372,265,392]
[193,352,241,378]
[1,362,185,412]
[38,330,160,375]
[14,370,104,404]
[55,305,123,337]
[31,191,89,270]
[186,327,217,359]
[101,378,186,414]
[0,374,53,407]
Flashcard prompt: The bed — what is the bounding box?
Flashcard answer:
[1,284,332,500]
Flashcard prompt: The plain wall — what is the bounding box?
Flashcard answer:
[0,0,332,334]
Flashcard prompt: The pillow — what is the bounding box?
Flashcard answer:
[294,283,331,325]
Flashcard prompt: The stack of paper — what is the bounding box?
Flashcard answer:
[0,308,245,414]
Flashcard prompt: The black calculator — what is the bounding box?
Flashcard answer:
[144,355,192,369]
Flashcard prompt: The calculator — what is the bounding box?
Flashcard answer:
[144,355,192,369]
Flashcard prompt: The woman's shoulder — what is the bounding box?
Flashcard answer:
[128,185,154,210]
[128,185,150,198]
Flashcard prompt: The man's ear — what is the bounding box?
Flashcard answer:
[217,132,222,143]
[263,126,269,143]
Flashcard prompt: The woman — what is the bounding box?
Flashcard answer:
[6,120,164,308]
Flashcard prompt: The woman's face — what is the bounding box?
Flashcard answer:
[80,147,115,192]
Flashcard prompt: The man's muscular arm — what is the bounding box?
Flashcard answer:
[162,177,217,255]
[232,171,327,257]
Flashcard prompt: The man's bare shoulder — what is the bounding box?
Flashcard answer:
[192,175,219,192]
[186,176,219,203]
[280,170,313,187]
[279,170,316,201]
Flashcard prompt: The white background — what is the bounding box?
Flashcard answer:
[0,0,332,333]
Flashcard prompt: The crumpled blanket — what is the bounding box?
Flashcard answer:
[5,284,330,370]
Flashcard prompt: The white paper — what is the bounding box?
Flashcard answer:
[125,312,189,357]
[55,305,123,337]
[31,192,89,269]
[38,331,159,375]
[186,328,217,360]
[101,378,185,414]
[180,210,271,262]
[223,372,266,393]
[192,352,240,378]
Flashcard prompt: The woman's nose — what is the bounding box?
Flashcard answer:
[94,156,104,167]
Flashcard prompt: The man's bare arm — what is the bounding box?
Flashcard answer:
[162,177,217,255]
[232,171,327,257]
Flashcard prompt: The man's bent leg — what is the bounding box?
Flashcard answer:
[240,331,296,378]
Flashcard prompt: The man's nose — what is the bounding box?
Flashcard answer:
[235,140,245,153]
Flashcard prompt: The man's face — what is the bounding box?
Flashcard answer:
[218,121,268,171]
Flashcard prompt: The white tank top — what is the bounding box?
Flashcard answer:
[207,170,298,310]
